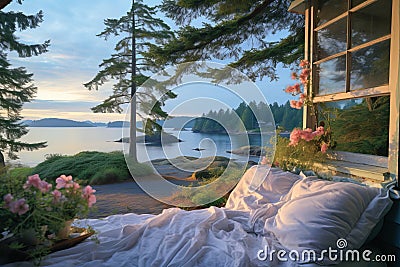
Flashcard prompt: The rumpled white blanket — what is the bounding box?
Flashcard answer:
[6,166,390,267]
[39,207,292,267]
[33,166,296,267]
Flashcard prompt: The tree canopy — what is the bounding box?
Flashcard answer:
[147,0,304,81]
[84,0,176,115]
[84,0,177,159]
[0,0,49,166]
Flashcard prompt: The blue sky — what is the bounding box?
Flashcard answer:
[6,0,294,122]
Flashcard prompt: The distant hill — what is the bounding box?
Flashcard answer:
[83,121,107,127]
[157,116,196,129]
[25,118,95,127]
[107,117,196,129]
[107,121,130,128]
[21,116,196,129]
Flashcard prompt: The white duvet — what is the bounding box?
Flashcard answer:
[8,166,392,267]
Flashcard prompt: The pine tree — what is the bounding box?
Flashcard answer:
[84,0,175,161]
[0,0,49,167]
[148,0,304,81]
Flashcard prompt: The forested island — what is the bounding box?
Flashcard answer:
[191,101,302,133]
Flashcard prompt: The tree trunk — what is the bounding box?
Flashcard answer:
[0,150,5,170]
[0,0,12,10]
[128,0,137,161]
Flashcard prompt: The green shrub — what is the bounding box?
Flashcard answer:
[32,151,153,184]
[272,136,326,171]
[90,168,130,184]
[8,167,33,181]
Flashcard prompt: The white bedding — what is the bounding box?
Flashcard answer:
[6,166,392,267]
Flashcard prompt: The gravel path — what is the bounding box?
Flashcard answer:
[88,176,192,218]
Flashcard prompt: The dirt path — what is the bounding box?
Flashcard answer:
[88,176,192,218]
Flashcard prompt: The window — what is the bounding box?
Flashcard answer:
[313,0,392,96]
[317,96,390,156]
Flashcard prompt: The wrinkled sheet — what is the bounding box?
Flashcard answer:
[5,167,389,267]
[37,207,295,267]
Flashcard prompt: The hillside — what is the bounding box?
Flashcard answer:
[25,118,95,127]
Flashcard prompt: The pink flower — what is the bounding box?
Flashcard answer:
[83,185,96,207]
[72,182,80,190]
[23,174,41,190]
[52,190,62,202]
[301,128,314,141]
[285,85,295,94]
[87,194,96,208]
[321,143,328,153]
[285,83,301,95]
[290,100,303,109]
[313,126,324,137]
[56,175,73,189]
[299,68,310,85]
[299,60,309,68]
[3,193,13,203]
[301,68,310,76]
[293,83,301,94]
[289,128,302,146]
[3,193,13,208]
[39,180,52,193]
[23,174,52,193]
[83,185,96,195]
[291,72,298,80]
[9,198,29,215]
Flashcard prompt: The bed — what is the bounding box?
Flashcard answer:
[7,166,394,266]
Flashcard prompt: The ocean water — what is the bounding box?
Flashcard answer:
[14,127,272,167]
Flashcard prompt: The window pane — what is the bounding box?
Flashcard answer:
[318,96,390,156]
[351,0,392,47]
[316,18,347,59]
[352,0,365,7]
[350,40,390,90]
[317,0,348,26]
[317,56,346,95]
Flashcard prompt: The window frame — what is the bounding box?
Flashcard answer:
[299,0,400,185]
[310,0,392,102]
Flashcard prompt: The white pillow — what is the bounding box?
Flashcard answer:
[226,166,300,212]
[264,177,393,264]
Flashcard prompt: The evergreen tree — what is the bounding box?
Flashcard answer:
[84,0,175,161]
[0,0,49,167]
[149,0,304,81]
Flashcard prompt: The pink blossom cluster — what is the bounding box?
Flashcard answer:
[83,185,96,207]
[55,175,96,207]
[285,60,310,110]
[289,126,327,153]
[2,174,96,218]
[3,194,29,215]
[55,175,80,190]
[23,174,52,193]
[51,189,62,203]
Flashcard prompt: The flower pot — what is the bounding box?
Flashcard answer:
[57,219,74,239]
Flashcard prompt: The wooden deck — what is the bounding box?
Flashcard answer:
[315,151,389,182]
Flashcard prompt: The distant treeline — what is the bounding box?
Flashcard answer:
[191,101,302,133]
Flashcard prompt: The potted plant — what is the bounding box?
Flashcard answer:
[0,173,96,263]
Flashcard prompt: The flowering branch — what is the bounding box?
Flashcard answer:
[284,60,311,109]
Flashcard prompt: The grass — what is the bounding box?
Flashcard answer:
[28,151,153,185]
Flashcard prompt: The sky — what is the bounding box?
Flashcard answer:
[5,0,294,123]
